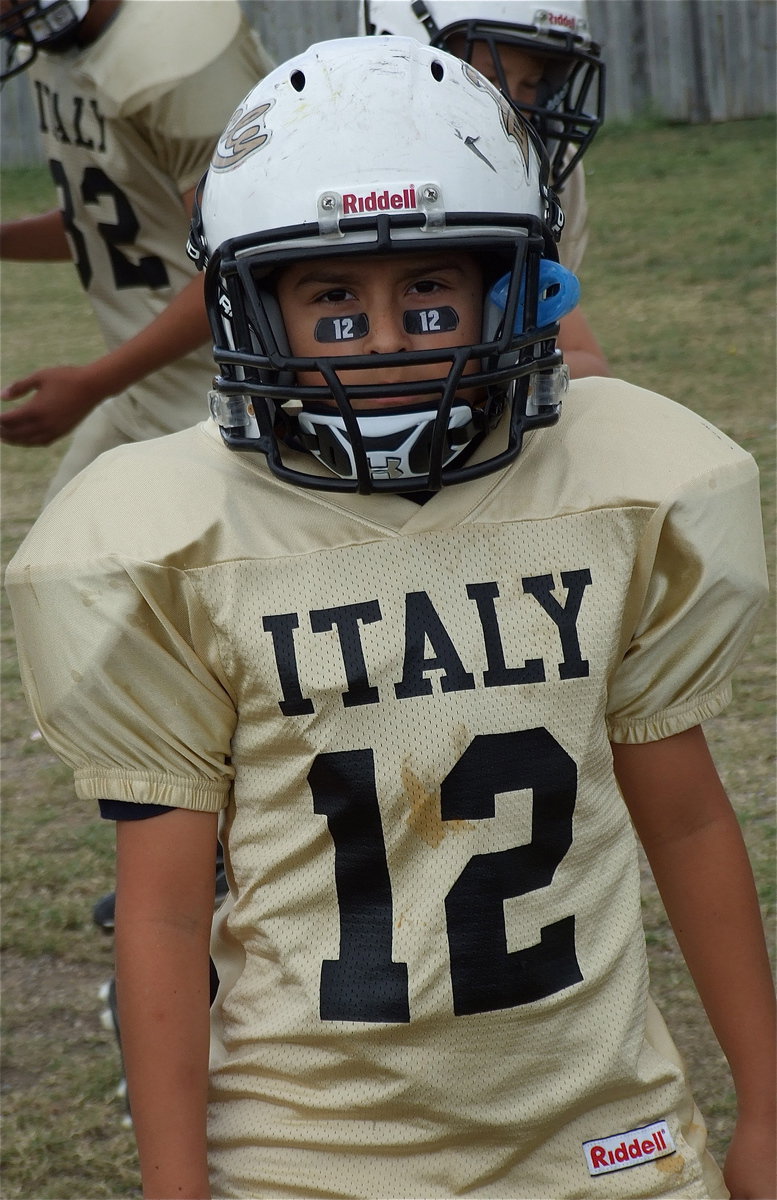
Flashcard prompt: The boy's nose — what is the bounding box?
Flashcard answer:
[365,302,412,355]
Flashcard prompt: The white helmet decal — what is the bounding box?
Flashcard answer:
[211,102,275,172]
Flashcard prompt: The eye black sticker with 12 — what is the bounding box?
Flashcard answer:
[314,307,459,342]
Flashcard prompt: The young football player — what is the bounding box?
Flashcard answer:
[6,36,775,1200]
[362,0,609,379]
[0,0,273,502]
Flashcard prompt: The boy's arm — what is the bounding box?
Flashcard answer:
[557,306,611,379]
[115,807,219,1200]
[612,726,776,1200]
[0,186,211,446]
[0,274,210,444]
[0,209,72,260]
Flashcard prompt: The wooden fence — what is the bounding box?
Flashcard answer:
[1,0,774,165]
[593,0,776,124]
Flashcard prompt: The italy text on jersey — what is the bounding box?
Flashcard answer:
[263,571,592,1020]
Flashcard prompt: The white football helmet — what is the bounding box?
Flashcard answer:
[362,1,605,190]
[188,36,578,494]
[0,0,90,79]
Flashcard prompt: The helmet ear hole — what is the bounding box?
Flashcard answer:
[290,70,306,92]
[430,58,445,81]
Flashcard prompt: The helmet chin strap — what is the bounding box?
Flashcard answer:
[409,0,441,40]
[296,404,478,484]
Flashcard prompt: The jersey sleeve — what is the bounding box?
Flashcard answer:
[99,799,177,819]
[130,27,275,194]
[6,553,236,812]
[606,453,768,743]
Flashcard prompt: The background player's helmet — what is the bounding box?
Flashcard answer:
[0,0,90,79]
[362,1,605,190]
[188,36,578,495]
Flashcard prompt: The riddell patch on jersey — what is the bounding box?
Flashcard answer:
[583,1120,675,1176]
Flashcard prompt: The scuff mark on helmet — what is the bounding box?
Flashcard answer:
[458,131,496,172]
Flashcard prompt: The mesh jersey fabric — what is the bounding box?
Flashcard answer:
[6,376,766,1198]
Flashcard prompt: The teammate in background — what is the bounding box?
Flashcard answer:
[363,0,610,379]
[7,37,775,1200]
[0,0,273,503]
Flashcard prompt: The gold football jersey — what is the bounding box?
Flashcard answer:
[7,378,766,1198]
[27,0,272,441]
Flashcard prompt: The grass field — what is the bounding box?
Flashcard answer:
[1,117,775,1199]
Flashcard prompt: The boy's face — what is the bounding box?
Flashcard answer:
[276,250,484,409]
[448,38,549,110]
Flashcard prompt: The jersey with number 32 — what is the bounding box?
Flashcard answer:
[27,0,271,439]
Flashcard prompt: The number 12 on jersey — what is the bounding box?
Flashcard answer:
[309,728,583,1023]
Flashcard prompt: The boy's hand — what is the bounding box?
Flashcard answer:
[0,365,104,444]
[724,1114,777,1199]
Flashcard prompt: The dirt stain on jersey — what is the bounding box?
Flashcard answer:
[402,759,473,847]
[655,1153,685,1176]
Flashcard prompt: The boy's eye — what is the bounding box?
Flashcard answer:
[317,287,352,304]
[510,77,542,100]
[410,279,441,295]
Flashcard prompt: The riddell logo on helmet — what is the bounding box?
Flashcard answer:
[582,1120,675,1176]
[342,187,417,214]
[535,9,582,31]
